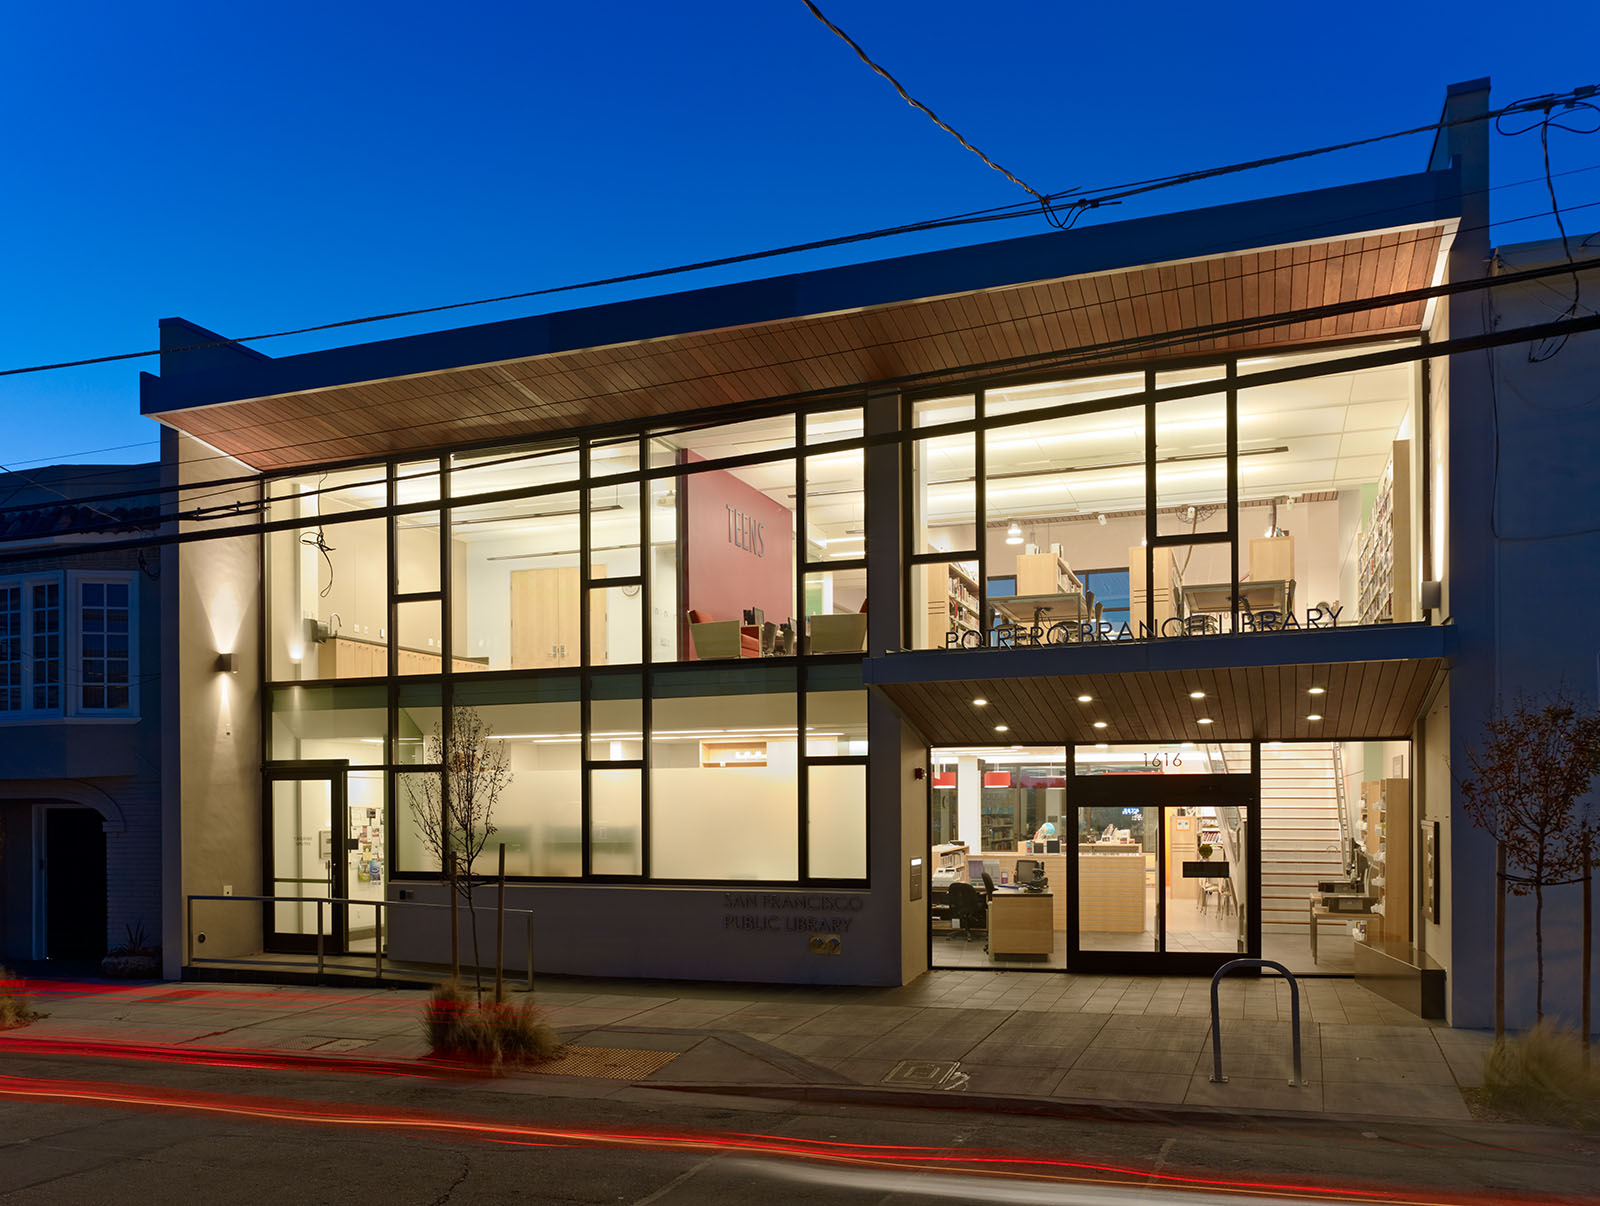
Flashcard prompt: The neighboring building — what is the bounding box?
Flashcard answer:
[0,464,163,966]
[134,79,1598,1032]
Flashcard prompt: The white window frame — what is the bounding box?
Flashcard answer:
[67,571,139,719]
[0,572,64,720]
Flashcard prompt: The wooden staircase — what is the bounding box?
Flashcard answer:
[1259,743,1346,944]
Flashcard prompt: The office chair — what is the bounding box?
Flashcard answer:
[945,881,986,942]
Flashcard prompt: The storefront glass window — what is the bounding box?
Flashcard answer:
[265,468,389,682]
[269,684,386,763]
[1237,344,1422,627]
[395,683,441,766]
[807,763,866,880]
[449,493,581,671]
[650,666,798,881]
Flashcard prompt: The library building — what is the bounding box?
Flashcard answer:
[149,81,1545,1029]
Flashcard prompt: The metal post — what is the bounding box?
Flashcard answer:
[316,899,325,983]
[374,902,384,982]
[495,844,506,1004]
[1208,958,1305,1086]
[448,853,460,983]
[526,914,535,995]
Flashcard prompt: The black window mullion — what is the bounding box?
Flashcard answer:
[579,437,592,879]
[975,388,987,636]
[797,661,809,882]
[1226,360,1240,633]
[386,461,398,681]
[1144,371,1156,635]
[639,434,652,882]
[795,412,806,655]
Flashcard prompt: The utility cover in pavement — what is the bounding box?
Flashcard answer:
[533,1046,681,1079]
[882,1059,963,1088]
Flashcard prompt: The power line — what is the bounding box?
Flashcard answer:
[9,255,1600,548]
[3,83,1596,385]
[19,157,1600,488]
[4,306,1596,570]
[798,1,1055,212]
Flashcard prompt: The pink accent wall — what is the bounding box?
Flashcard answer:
[684,460,793,653]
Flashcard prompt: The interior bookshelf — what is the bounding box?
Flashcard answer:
[924,562,981,647]
[1358,777,1412,944]
[1357,439,1413,624]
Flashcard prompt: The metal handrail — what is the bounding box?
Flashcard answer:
[186,892,535,990]
[1332,741,1353,877]
[1208,958,1307,1086]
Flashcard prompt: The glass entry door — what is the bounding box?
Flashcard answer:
[1067,750,1256,973]
[264,764,348,953]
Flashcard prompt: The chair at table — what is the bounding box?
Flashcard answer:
[945,881,987,943]
[686,608,760,659]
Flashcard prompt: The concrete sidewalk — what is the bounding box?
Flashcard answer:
[3,970,1489,1122]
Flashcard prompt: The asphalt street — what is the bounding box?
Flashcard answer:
[1,1042,1595,1205]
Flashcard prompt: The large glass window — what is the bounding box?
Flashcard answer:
[650,666,799,881]
[269,684,386,763]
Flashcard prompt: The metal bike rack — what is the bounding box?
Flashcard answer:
[1209,958,1307,1086]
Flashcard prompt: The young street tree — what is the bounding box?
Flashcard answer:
[406,706,513,999]
[1459,689,1600,1026]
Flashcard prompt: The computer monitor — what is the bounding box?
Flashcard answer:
[1045,839,1061,854]
[1015,858,1042,884]
[967,857,987,883]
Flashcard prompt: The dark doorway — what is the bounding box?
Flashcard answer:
[45,807,107,961]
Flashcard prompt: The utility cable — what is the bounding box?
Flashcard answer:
[798,1,1060,219]
[3,84,1597,384]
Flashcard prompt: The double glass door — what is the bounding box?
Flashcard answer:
[1067,756,1257,973]
[264,763,386,955]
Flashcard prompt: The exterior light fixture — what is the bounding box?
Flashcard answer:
[1189,690,1205,699]
[1077,694,1092,703]
[994,724,1009,733]
[1197,717,1214,725]
[972,697,988,707]
[1308,687,1325,695]
[1092,721,1108,729]
[1306,713,1323,722]
[1005,523,1023,545]
[215,653,238,674]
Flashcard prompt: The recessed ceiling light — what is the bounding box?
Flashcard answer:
[1095,742,1108,749]
[1011,743,1022,749]
[1268,740,1282,748]
[994,724,1009,732]
[1181,741,1195,749]
[1092,721,1108,729]
[1308,687,1325,696]
[972,697,988,706]
[1306,714,1323,722]
[1077,694,1092,703]
[1197,718,1214,725]
[1189,690,1205,699]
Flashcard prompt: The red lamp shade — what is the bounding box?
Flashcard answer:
[983,770,1012,788]
[931,771,957,789]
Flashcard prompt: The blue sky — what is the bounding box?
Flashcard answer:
[3,1,1597,468]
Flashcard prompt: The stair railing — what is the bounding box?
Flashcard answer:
[1332,740,1353,877]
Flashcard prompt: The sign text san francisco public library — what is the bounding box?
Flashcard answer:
[946,605,1348,649]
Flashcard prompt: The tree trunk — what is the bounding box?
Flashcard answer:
[448,853,460,983]
[1495,842,1506,1039]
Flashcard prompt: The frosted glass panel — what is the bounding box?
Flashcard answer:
[808,764,865,879]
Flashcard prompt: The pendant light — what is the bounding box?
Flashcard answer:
[1005,523,1023,545]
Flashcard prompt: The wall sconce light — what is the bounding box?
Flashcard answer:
[215,652,238,674]
[1420,580,1442,610]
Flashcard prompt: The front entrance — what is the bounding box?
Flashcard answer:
[263,762,378,955]
[930,742,1259,973]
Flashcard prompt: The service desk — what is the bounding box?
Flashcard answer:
[988,890,1054,957]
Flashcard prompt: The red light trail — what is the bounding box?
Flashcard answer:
[0,1072,1572,1206]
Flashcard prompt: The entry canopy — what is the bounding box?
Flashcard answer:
[141,171,1459,471]
[863,625,1453,745]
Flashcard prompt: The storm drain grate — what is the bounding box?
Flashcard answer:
[881,1059,963,1088]
[533,1045,681,1079]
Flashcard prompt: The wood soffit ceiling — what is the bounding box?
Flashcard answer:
[874,657,1446,745]
[156,226,1447,472]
